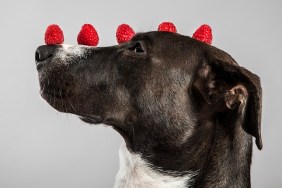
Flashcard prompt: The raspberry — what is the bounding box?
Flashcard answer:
[158,22,177,33]
[44,24,64,45]
[192,24,213,45]
[77,24,99,46]
[116,24,135,44]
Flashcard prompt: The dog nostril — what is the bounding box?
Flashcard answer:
[35,45,55,62]
[35,51,40,62]
[35,50,53,62]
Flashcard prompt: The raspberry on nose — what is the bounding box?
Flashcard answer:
[44,24,64,45]
[77,24,99,46]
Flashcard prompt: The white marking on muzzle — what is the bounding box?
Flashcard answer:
[57,44,86,61]
[61,44,73,50]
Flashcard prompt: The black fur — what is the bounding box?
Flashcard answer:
[35,31,262,187]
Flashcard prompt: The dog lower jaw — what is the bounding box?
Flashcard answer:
[40,94,77,115]
[114,142,196,188]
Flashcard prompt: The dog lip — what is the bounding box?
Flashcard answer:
[79,115,103,124]
[36,58,52,71]
[36,61,46,71]
[35,54,53,71]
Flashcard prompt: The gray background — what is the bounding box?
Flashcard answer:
[0,0,281,187]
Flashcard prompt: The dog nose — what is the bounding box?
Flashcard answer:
[35,45,58,62]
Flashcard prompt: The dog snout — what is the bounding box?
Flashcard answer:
[35,45,62,70]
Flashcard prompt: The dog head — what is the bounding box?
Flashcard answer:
[35,31,262,156]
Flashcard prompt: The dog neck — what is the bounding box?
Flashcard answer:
[114,142,195,188]
[114,116,253,188]
[192,117,253,187]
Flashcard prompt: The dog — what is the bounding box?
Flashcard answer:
[35,31,262,188]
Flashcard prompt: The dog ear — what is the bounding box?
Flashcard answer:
[192,49,262,150]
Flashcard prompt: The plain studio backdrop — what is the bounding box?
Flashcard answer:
[0,0,281,187]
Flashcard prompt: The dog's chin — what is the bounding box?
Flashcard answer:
[40,91,74,113]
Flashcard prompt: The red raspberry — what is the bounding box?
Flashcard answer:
[116,24,135,44]
[192,24,213,45]
[158,22,177,33]
[77,24,99,46]
[44,24,64,45]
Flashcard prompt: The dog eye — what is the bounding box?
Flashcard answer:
[129,42,145,53]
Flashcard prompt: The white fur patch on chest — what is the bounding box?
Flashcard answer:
[114,142,194,188]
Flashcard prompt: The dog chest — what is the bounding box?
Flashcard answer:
[114,142,193,188]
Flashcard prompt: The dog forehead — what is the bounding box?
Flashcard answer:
[133,31,188,43]
[126,31,221,76]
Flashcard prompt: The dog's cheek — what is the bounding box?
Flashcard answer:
[104,87,133,123]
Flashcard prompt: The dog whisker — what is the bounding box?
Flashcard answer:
[129,125,135,143]
[40,83,46,94]
[59,90,64,112]
[67,98,76,113]
[53,88,56,108]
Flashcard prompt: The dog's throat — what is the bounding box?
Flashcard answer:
[114,142,195,188]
